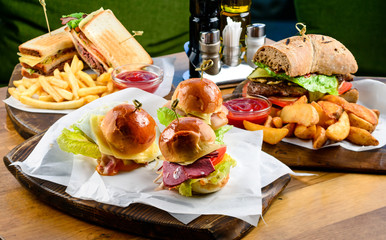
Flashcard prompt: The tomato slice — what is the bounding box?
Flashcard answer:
[338,81,352,95]
[210,147,227,166]
[268,96,299,108]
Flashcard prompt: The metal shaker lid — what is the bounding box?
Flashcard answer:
[246,23,266,38]
[200,29,220,44]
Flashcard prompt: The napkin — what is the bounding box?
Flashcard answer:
[282,79,386,151]
[3,56,175,114]
[12,87,295,226]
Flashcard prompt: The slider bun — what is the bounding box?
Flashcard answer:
[191,174,230,194]
[172,78,222,115]
[101,103,156,155]
[159,117,222,164]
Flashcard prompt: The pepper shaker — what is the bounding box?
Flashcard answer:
[246,23,266,68]
[199,30,221,75]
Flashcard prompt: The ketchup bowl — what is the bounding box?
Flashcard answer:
[223,93,272,129]
[112,63,163,93]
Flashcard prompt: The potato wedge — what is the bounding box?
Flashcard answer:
[348,113,375,133]
[280,103,319,127]
[311,101,334,128]
[282,123,296,137]
[346,126,379,146]
[294,124,316,140]
[320,94,349,108]
[326,111,350,141]
[372,109,380,119]
[344,103,378,126]
[313,125,328,149]
[264,115,273,128]
[243,120,289,145]
[272,117,283,128]
[317,101,344,120]
[293,95,308,105]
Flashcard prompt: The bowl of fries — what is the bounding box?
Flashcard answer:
[111,63,163,93]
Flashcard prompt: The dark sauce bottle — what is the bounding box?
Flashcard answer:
[189,0,220,78]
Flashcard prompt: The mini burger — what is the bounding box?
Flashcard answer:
[157,117,236,197]
[164,77,228,130]
[57,102,160,175]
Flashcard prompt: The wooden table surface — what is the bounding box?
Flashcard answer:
[1,52,386,240]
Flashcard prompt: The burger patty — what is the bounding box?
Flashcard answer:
[247,80,308,97]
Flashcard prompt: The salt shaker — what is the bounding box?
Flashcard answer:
[246,23,266,68]
[199,30,221,75]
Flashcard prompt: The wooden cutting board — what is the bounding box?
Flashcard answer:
[233,79,386,174]
[3,132,291,240]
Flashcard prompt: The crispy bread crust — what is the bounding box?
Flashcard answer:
[79,9,152,69]
[253,34,358,77]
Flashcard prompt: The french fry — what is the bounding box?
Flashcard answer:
[313,126,328,149]
[78,86,108,97]
[78,71,96,87]
[8,87,20,100]
[243,120,289,145]
[77,60,84,72]
[107,81,114,93]
[64,63,79,99]
[70,55,79,73]
[20,96,85,110]
[38,95,55,102]
[97,72,111,84]
[53,86,74,101]
[54,69,62,80]
[84,94,99,103]
[346,126,379,146]
[18,84,27,92]
[39,76,63,102]
[49,77,69,89]
[21,82,41,97]
[77,79,87,88]
[326,111,350,142]
[13,80,23,87]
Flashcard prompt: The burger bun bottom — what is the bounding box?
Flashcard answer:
[191,174,230,194]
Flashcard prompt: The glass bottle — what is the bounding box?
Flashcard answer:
[220,0,251,47]
[189,0,220,78]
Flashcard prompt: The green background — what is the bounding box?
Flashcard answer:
[0,0,190,85]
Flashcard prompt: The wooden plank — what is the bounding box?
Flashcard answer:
[3,132,290,240]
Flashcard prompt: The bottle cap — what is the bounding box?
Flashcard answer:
[246,23,266,38]
[200,29,220,44]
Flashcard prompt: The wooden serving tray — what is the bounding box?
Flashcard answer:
[234,79,386,174]
[3,132,291,240]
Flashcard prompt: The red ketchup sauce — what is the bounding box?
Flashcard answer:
[224,97,271,129]
[114,70,161,93]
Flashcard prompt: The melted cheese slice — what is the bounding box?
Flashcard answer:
[18,53,46,67]
[90,115,160,164]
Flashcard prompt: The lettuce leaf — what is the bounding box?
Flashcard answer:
[57,125,101,159]
[61,12,87,29]
[177,154,237,197]
[214,125,233,145]
[157,107,182,126]
[255,62,339,95]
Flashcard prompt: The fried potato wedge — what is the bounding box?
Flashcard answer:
[294,124,316,140]
[311,101,334,128]
[348,113,376,133]
[282,123,296,137]
[320,94,349,107]
[272,117,283,128]
[344,103,378,126]
[280,103,319,127]
[313,125,328,149]
[317,101,344,120]
[346,126,379,146]
[326,111,350,141]
[243,120,289,145]
[293,95,308,105]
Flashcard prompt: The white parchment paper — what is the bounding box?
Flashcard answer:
[3,57,175,114]
[282,79,386,151]
[11,87,295,226]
